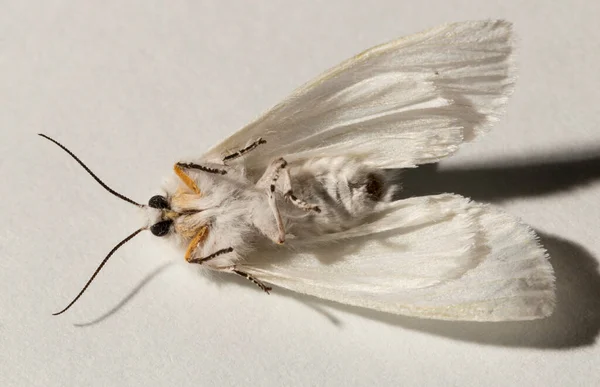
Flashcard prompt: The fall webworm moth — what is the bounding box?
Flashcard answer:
[42,20,555,321]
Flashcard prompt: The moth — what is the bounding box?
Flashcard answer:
[43,20,556,321]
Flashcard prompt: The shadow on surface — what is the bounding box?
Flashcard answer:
[394,150,600,202]
[74,262,175,327]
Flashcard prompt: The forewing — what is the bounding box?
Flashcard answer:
[204,20,515,169]
[239,195,555,321]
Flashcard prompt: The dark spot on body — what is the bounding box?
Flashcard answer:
[365,173,385,201]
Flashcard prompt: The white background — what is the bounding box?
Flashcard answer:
[1,1,599,386]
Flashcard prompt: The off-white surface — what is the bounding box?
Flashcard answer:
[1,1,599,386]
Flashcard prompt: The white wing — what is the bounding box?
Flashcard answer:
[203,20,515,169]
[239,194,555,321]
[197,20,552,321]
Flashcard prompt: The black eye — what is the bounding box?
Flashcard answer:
[148,195,170,209]
[150,220,172,237]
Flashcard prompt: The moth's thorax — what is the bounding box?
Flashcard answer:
[163,166,256,242]
[166,190,206,239]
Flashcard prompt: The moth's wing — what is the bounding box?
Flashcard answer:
[239,195,555,321]
[203,20,515,169]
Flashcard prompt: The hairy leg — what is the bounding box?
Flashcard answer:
[257,158,320,213]
[223,138,266,162]
[230,268,272,293]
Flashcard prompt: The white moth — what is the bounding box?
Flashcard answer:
[43,20,555,321]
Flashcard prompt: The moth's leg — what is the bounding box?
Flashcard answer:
[173,163,226,194]
[255,157,288,188]
[262,159,320,213]
[253,158,288,243]
[251,192,287,245]
[229,268,272,294]
[222,138,267,163]
[256,158,321,213]
[183,226,223,264]
[277,168,321,213]
[266,186,286,244]
[175,162,227,175]
[188,247,234,265]
[173,164,202,194]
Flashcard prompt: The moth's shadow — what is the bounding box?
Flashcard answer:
[394,150,600,202]
[73,262,176,327]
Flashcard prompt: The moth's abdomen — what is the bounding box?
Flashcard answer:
[287,157,390,236]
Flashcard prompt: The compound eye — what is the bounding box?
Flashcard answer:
[150,220,172,237]
[148,195,170,209]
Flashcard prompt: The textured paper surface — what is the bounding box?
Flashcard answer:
[1,1,599,386]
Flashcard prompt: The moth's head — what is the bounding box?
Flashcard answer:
[41,133,204,316]
[147,194,174,237]
[39,133,182,316]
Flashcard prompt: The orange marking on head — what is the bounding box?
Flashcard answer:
[173,164,201,194]
[184,226,209,262]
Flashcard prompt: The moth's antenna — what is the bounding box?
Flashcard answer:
[38,134,143,207]
[52,227,145,316]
